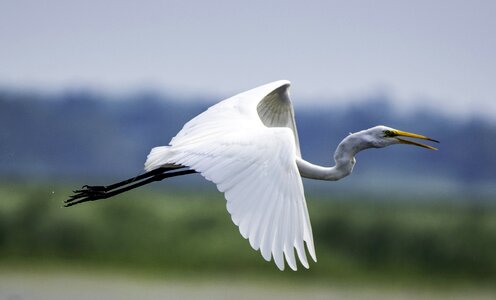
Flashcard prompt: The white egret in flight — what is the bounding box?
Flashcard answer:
[66,80,439,271]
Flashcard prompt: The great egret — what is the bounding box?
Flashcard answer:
[65,80,439,271]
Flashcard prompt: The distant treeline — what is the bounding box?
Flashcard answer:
[1,185,495,284]
[0,88,495,194]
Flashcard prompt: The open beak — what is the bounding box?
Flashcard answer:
[393,130,439,150]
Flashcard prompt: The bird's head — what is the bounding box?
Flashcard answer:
[363,125,439,150]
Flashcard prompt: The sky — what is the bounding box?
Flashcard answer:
[1,0,495,117]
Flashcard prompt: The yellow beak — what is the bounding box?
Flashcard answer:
[393,130,439,150]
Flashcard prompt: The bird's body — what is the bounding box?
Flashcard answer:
[66,80,438,271]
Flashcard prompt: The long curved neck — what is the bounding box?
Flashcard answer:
[296,132,371,181]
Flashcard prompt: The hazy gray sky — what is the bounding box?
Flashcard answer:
[1,0,495,117]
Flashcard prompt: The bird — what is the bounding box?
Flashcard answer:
[65,80,439,271]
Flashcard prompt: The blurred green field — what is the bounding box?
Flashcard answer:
[0,182,495,289]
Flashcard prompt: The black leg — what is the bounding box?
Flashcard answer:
[64,168,197,207]
[74,167,172,194]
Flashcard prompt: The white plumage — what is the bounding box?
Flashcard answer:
[145,80,316,270]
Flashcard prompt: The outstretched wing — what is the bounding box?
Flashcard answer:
[146,80,316,270]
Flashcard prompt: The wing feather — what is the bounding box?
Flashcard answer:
[147,80,316,270]
[294,197,309,268]
[284,200,298,270]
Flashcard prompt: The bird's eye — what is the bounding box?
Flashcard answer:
[383,130,395,137]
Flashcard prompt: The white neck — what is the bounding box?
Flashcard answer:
[296,132,371,181]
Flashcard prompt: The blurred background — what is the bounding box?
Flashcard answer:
[1,1,495,299]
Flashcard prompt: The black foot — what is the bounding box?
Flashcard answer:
[65,185,108,207]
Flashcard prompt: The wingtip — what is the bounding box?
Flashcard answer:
[263,80,291,92]
[306,241,317,263]
[286,256,298,271]
[311,251,317,262]
[276,261,285,271]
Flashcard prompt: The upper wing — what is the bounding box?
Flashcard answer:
[171,80,301,157]
[158,81,316,270]
[256,82,301,157]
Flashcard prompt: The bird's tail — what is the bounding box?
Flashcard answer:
[145,146,176,171]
